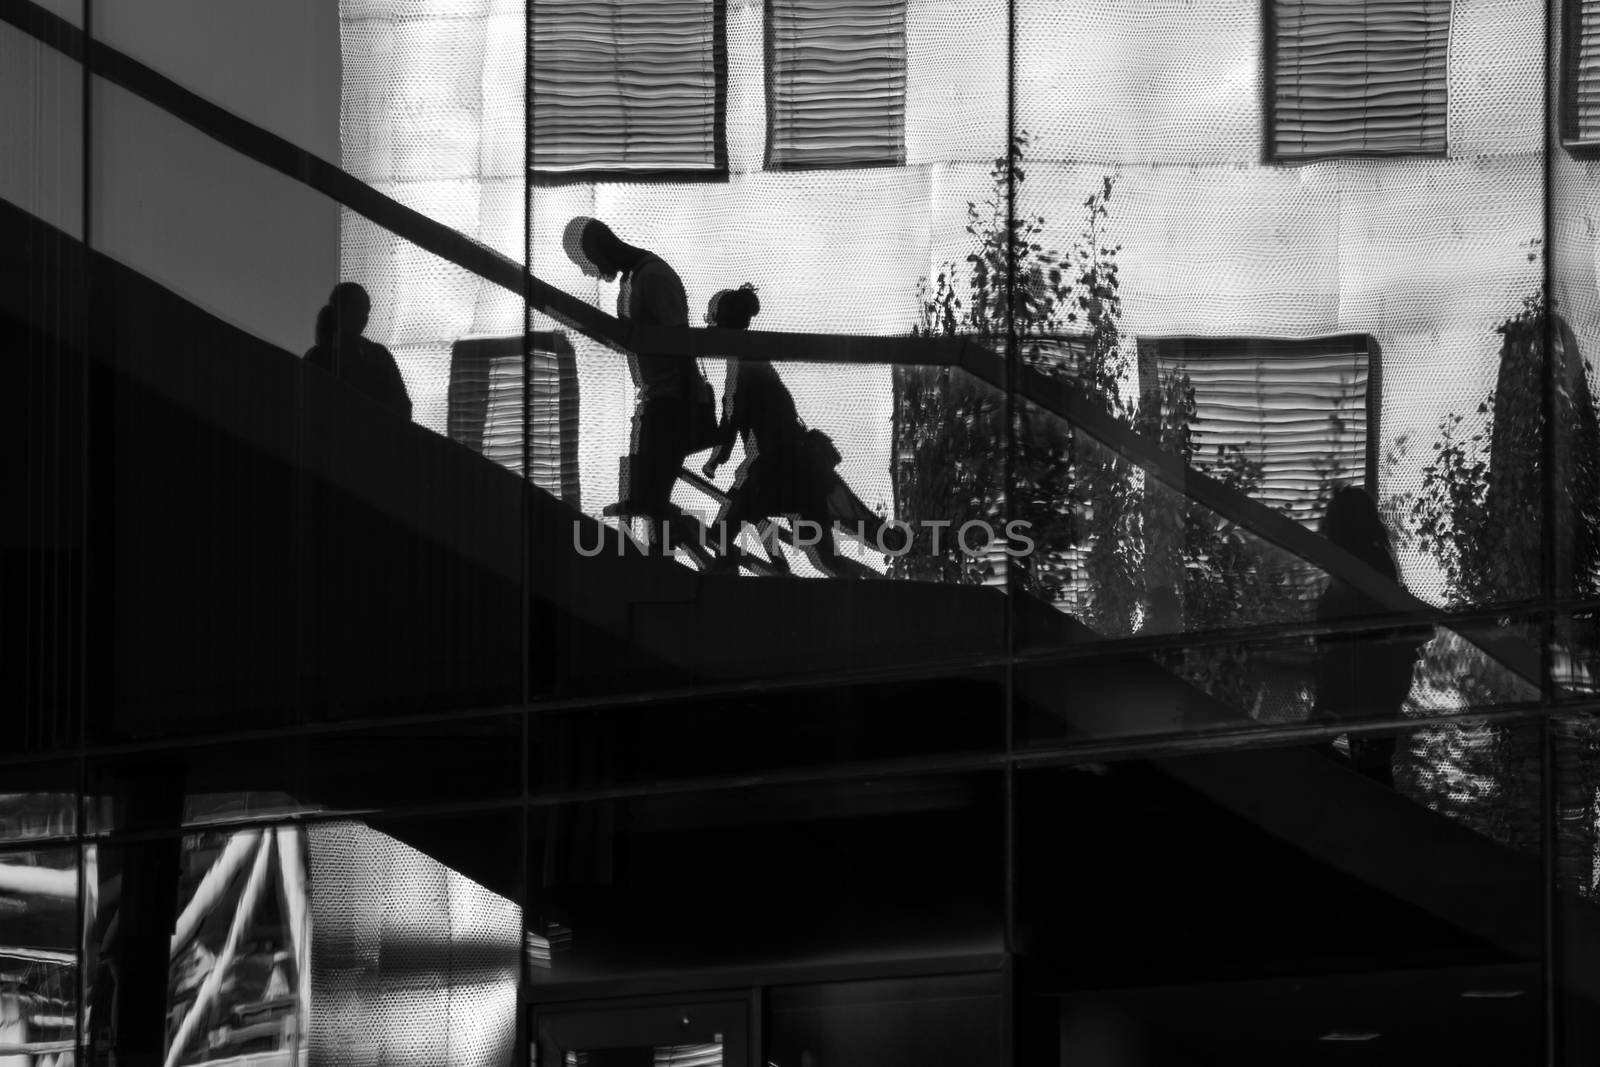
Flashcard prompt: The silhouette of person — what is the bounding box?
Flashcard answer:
[701,285,855,577]
[563,217,715,555]
[1311,485,1424,786]
[305,282,412,420]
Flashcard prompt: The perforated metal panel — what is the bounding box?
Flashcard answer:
[307,822,520,1067]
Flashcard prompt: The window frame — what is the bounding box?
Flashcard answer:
[1140,333,1381,511]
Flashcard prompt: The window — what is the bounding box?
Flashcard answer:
[530,0,727,180]
[1141,335,1377,522]
[1265,0,1449,161]
[766,0,907,170]
[1564,0,1600,147]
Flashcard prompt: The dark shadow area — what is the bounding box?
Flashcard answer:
[526,773,1005,985]
[1015,739,1555,1064]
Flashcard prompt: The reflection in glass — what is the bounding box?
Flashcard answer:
[527,775,1004,983]
[306,820,520,1067]
[0,796,74,845]
[0,846,78,1065]
[164,827,308,1066]
[563,1042,721,1067]
[536,999,745,1067]
[1018,730,1549,1063]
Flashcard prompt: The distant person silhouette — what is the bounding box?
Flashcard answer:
[305,283,412,420]
[1311,485,1424,786]
[701,285,859,577]
[563,217,716,555]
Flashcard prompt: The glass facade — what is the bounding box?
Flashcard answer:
[4,0,1600,1062]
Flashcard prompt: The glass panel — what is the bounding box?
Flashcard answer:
[526,773,1003,985]
[768,974,1003,1067]
[90,825,512,1067]
[84,83,528,734]
[521,344,1012,696]
[87,716,523,835]
[3,0,86,758]
[536,1000,746,1067]
[1556,605,1600,700]
[1552,715,1600,1063]
[1552,17,1600,719]
[0,845,80,1065]
[0,763,77,844]
[90,813,523,1067]
[309,812,523,1066]
[1017,724,1547,1062]
[1012,387,1544,747]
[163,826,310,1066]
[92,812,525,1066]
[533,668,1003,792]
[1017,614,1540,751]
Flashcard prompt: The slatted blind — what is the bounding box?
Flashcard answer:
[1268,0,1449,160]
[530,0,725,178]
[448,334,581,505]
[767,0,907,170]
[1565,0,1600,144]
[1146,336,1375,523]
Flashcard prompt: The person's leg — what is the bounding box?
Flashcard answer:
[705,494,761,573]
[755,520,790,572]
[631,399,694,554]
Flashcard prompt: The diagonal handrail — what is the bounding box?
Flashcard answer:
[2,0,1541,684]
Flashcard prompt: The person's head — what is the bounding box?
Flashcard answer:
[563,217,632,281]
[328,282,371,338]
[705,284,761,330]
[1320,484,1392,567]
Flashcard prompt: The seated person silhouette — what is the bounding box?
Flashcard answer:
[562,216,715,559]
[1311,484,1425,787]
[701,285,861,577]
[304,282,412,420]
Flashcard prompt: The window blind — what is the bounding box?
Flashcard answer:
[766,0,907,170]
[1267,0,1449,161]
[1145,336,1375,522]
[1565,0,1600,144]
[530,0,725,179]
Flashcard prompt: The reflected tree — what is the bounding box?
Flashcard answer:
[1406,281,1600,891]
